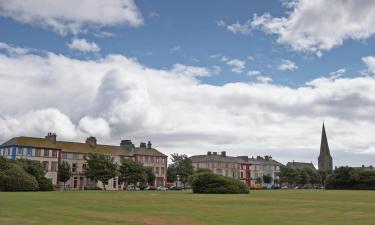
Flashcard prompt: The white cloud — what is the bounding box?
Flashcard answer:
[67,38,100,53]
[226,59,246,73]
[211,65,221,75]
[363,56,375,74]
[223,0,375,54]
[216,20,226,27]
[256,76,273,83]
[248,70,261,76]
[170,46,182,52]
[1,43,375,165]
[277,59,298,71]
[0,0,143,35]
[170,64,210,77]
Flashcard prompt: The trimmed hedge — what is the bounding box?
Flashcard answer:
[189,172,249,194]
[37,176,54,191]
[0,163,39,192]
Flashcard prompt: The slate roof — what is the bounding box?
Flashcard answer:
[286,162,316,171]
[1,136,166,157]
[190,154,283,166]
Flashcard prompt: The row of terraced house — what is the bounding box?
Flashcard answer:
[190,151,283,187]
[0,133,284,189]
[0,133,167,190]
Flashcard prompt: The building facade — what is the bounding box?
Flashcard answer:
[190,151,282,187]
[0,133,167,189]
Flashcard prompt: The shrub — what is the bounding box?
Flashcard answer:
[0,163,39,192]
[37,177,54,191]
[189,172,249,194]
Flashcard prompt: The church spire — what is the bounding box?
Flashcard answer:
[318,122,333,171]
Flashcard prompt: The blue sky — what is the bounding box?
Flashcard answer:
[1,0,375,166]
[1,0,374,86]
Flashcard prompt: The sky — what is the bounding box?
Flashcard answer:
[0,0,375,166]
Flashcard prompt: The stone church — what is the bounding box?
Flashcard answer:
[318,123,333,171]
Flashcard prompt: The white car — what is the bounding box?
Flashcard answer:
[157,186,168,191]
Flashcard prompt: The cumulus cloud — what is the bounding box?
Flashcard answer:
[226,59,246,73]
[256,76,273,83]
[247,70,261,76]
[169,64,210,77]
[222,0,375,54]
[0,0,143,35]
[362,56,375,74]
[277,59,298,71]
[67,38,100,53]
[0,43,375,166]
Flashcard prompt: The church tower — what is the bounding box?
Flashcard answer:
[318,123,333,171]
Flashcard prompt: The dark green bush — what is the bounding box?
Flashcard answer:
[189,172,249,194]
[37,176,54,191]
[0,163,39,192]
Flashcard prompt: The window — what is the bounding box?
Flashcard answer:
[72,153,79,160]
[155,167,159,175]
[17,148,23,155]
[35,149,41,157]
[26,148,32,156]
[156,157,159,163]
[82,164,87,171]
[151,157,154,163]
[145,156,149,163]
[113,178,117,189]
[51,162,57,172]
[52,150,57,158]
[62,152,67,159]
[44,149,50,157]
[241,172,243,178]
[43,161,49,172]
[161,167,165,175]
[72,163,77,173]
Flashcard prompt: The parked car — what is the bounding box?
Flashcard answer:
[127,185,140,191]
[169,186,183,190]
[145,186,157,190]
[157,186,168,191]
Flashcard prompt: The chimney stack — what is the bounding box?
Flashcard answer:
[140,142,147,148]
[120,140,135,151]
[213,152,217,155]
[45,132,57,144]
[207,151,212,155]
[221,151,226,157]
[147,141,152,149]
[86,136,97,148]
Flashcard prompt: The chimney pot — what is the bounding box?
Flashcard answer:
[147,141,152,149]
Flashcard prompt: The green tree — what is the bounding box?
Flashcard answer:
[195,168,212,174]
[119,159,147,189]
[0,163,39,191]
[170,154,194,188]
[16,158,53,191]
[85,152,117,190]
[167,165,177,183]
[298,168,311,187]
[263,174,273,184]
[145,167,156,185]
[279,165,299,188]
[59,161,72,190]
[305,168,321,187]
[255,177,263,184]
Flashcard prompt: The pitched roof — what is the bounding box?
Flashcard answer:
[190,154,240,163]
[0,136,166,157]
[286,162,316,171]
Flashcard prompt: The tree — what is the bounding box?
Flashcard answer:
[118,159,147,189]
[263,174,273,184]
[85,152,117,190]
[195,168,212,174]
[278,165,299,188]
[170,154,194,188]
[0,163,39,191]
[16,158,53,191]
[255,177,263,185]
[167,165,177,183]
[59,161,72,190]
[306,168,321,187]
[298,168,310,187]
[145,167,156,185]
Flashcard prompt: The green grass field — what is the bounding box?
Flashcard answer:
[1,190,375,225]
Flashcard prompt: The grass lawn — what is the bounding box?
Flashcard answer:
[1,190,375,225]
